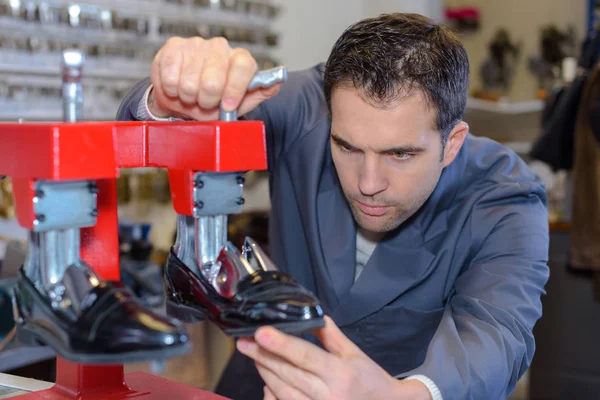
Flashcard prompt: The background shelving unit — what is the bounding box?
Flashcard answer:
[0,0,280,122]
[464,96,544,157]
[466,96,544,115]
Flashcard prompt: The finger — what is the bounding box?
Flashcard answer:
[221,47,258,112]
[158,37,185,98]
[256,362,312,400]
[251,327,332,377]
[237,339,328,398]
[150,49,162,90]
[178,38,206,104]
[198,37,230,109]
[315,316,364,358]
[149,53,173,118]
[237,84,282,117]
[263,385,276,400]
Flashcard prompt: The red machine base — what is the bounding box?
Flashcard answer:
[14,371,229,400]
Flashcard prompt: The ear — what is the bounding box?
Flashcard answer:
[442,121,469,168]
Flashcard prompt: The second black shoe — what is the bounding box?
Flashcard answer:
[165,238,325,337]
[13,267,191,364]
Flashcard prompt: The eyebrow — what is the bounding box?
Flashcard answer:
[331,134,426,154]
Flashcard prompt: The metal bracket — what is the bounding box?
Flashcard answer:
[192,172,245,217]
[32,180,98,231]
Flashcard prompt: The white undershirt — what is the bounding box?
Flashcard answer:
[355,228,380,282]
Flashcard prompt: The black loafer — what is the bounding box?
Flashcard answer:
[13,267,191,364]
[164,242,325,337]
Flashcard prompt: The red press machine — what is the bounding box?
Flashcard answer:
[0,49,287,399]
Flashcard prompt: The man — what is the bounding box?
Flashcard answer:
[117,13,550,400]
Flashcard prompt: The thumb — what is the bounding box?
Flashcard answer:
[237,84,282,117]
[315,316,364,358]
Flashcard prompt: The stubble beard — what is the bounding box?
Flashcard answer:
[345,195,414,234]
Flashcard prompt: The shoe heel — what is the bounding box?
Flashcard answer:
[166,299,206,324]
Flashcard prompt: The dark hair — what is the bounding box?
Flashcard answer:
[324,13,470,142]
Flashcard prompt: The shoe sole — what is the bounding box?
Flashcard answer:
[225,318,326,337]
[16,323,192,364]
[166,299,207,323]
[166,299,326,337]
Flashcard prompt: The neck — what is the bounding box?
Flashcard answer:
[358,226,385,243]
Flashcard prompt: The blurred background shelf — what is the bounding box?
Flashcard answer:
[0,219,27,243]
[0,344,55,373]
[0,0,280,122]
[466,97,544,114]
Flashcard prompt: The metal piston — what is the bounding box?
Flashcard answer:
[22,49,101,317]
[174,66,288,296]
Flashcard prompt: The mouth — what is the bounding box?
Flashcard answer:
[355,200,390,217]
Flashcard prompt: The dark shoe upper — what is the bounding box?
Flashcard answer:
[165,248,324,330]
[14,267,188,356]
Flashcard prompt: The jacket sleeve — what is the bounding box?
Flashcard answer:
[114,64,327,170]
[397,183,550,400]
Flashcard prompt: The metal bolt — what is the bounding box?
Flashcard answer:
[35,189,45,199]
[35,214,46,223]
[194,180,204,189]
[237,197,246,206]
[236,176,246,185]
[88,183,99,194]
[90,209,98,217]
[195,201,204,209]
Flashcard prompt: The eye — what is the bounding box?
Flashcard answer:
[338,143,355,153]
[391,151,411,161]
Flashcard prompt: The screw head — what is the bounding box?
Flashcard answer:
[195,180,204,189]
[236,176,246,185]
[237,197,246,206]
[195,201,204,209]
[87,181,99,193]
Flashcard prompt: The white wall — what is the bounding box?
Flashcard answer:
[270,0,443,71]
[364,0,444,21]
[270,0,364,71]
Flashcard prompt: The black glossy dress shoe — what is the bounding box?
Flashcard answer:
[165,238,325,337]
[13,267,191,364]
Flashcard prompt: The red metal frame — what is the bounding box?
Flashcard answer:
[0,120,267,399]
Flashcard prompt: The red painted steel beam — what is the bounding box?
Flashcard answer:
[0,121,268,177]
[0,122,118,180]
[143,121,267,172]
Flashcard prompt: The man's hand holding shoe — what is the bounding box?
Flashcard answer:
[238,316,432,400]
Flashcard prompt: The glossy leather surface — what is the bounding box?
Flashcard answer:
[13,267,190,363]
[165,248,324,335]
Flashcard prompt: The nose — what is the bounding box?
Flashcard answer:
[358,155,387,196]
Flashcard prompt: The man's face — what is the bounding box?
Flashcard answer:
[330,87,462,235]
